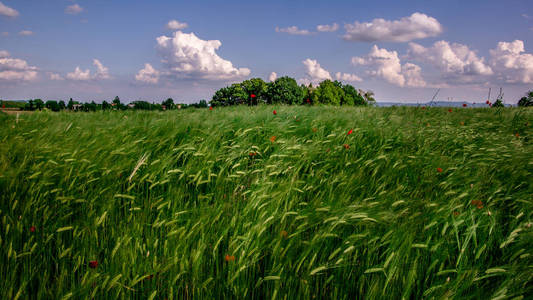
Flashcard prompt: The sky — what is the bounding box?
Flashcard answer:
[0,0,532,103]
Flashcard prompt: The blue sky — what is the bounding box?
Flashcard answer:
[0,0,532,103]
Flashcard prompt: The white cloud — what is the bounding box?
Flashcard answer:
[66,67,91,80]
[317,23,339,32]
[156,31,250,80]
[343,13,442,42]
[352,45,425,87]
[490,40,533,83]
[65,59,110,81]
[0,1,19,17]
[401,63,426,87]
[93,59,110,79]
[65,4,84,15]
[49,73,64,80]
[167,20,188,30]
[0,52,38,81]
[408,41,493,78]
[275,26,313,36]
[135,63,159,84]
[303,59,332,83]
[335,72,362,82]
[269,71,277,82]
[18,30,34,36]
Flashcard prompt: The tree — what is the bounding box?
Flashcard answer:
[313,80,344,105]
[45,100,60,112]
[58,100,66,110]
[102,100,111,110]
[241,78,267,105]
[162,98,175,110]
[342,84,366,106]
[67,98,75,110]
[265,76,304,105]
[517,90,533,107]
[34,99,44,111]
[359,90,376,104]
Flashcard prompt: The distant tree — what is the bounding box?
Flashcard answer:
[34,99,44,111]
[198,99,208,108]
[24,100,35,111]
[45,100,60,112]
[313,80,344,105]
[58,100,66,110]
[359,90,376,104]
[67,98,75,110]
[265,76,304,105]
[162,98,175,110]
[517,90,533,107]
[102,100,111,110]
[342,84,366,106]
[241,78,267,105]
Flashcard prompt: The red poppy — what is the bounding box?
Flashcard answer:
[280,230,288,238]
[273,110,277,115]
[306,98,310,103]
[421,106,426,110]
[486,100,490,104]
[453,211,460,216]
[471,200,483,209]
[343,144,350,149]
[225,254,235,262]
[437,167,443,173]
[448,109,452,112]
[347,129,353,135]
[270,136,276,142]
[462,103,467,107]
[89,260,98,268]
[249,152,257,157]
[30,226,36,232]
[209,106,213,110]
[312,127,317,132]
[250,94,256,98]
[515,133,520,137]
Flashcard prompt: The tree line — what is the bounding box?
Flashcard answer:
[210,77,375,107]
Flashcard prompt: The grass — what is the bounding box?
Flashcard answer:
[0,106,532,299]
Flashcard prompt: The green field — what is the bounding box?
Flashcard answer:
[1,106,532,299]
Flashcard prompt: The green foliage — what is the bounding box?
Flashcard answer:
[33,99,44,110]
[517,90,533,107]
[265,76,304,104]
[162,98,175,109]
[0,106,532,299]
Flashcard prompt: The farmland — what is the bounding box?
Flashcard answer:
[0,106,532,299]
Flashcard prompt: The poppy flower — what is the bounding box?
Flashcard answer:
[249,152,257,157]
[273,110,277,115]
[347,129,353,135]
[453,211,460,216]
[462,103,467,107]
[280,230,288,238]
[225,254,235,262]
[312,128,317,132]
[306,98,310,103]
[89,260,98,268]
[515,133,520,137]
[486,100,490,104]
[437,167,443,173]
[250,94,256,98]
[448,109,452,112]
[471,200,483,209]
[209,106,213,111]
[30,226,36,232]
[270,136,276,142]
[343,144,350,149]
[421,106,426,110]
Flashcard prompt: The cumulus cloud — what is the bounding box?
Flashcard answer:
[66,59,111,80]
[335,72,362,82]
[49,73,64,80]
[0,2,19,17]
[275,26,313,36]
[489,40,533,83]
[167,20,188,30]
[269,71,277,82]
[65,4,84,15]
[18,30,34,36]
[408,41,493,78]
[0,52,38,81]
[303,59,332,83]
[317,23,339,32]
[156,31,250,80]
[352,45,425,87]
[93,59,110,79]
[343,13,442,42]
[135,63,160,84]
